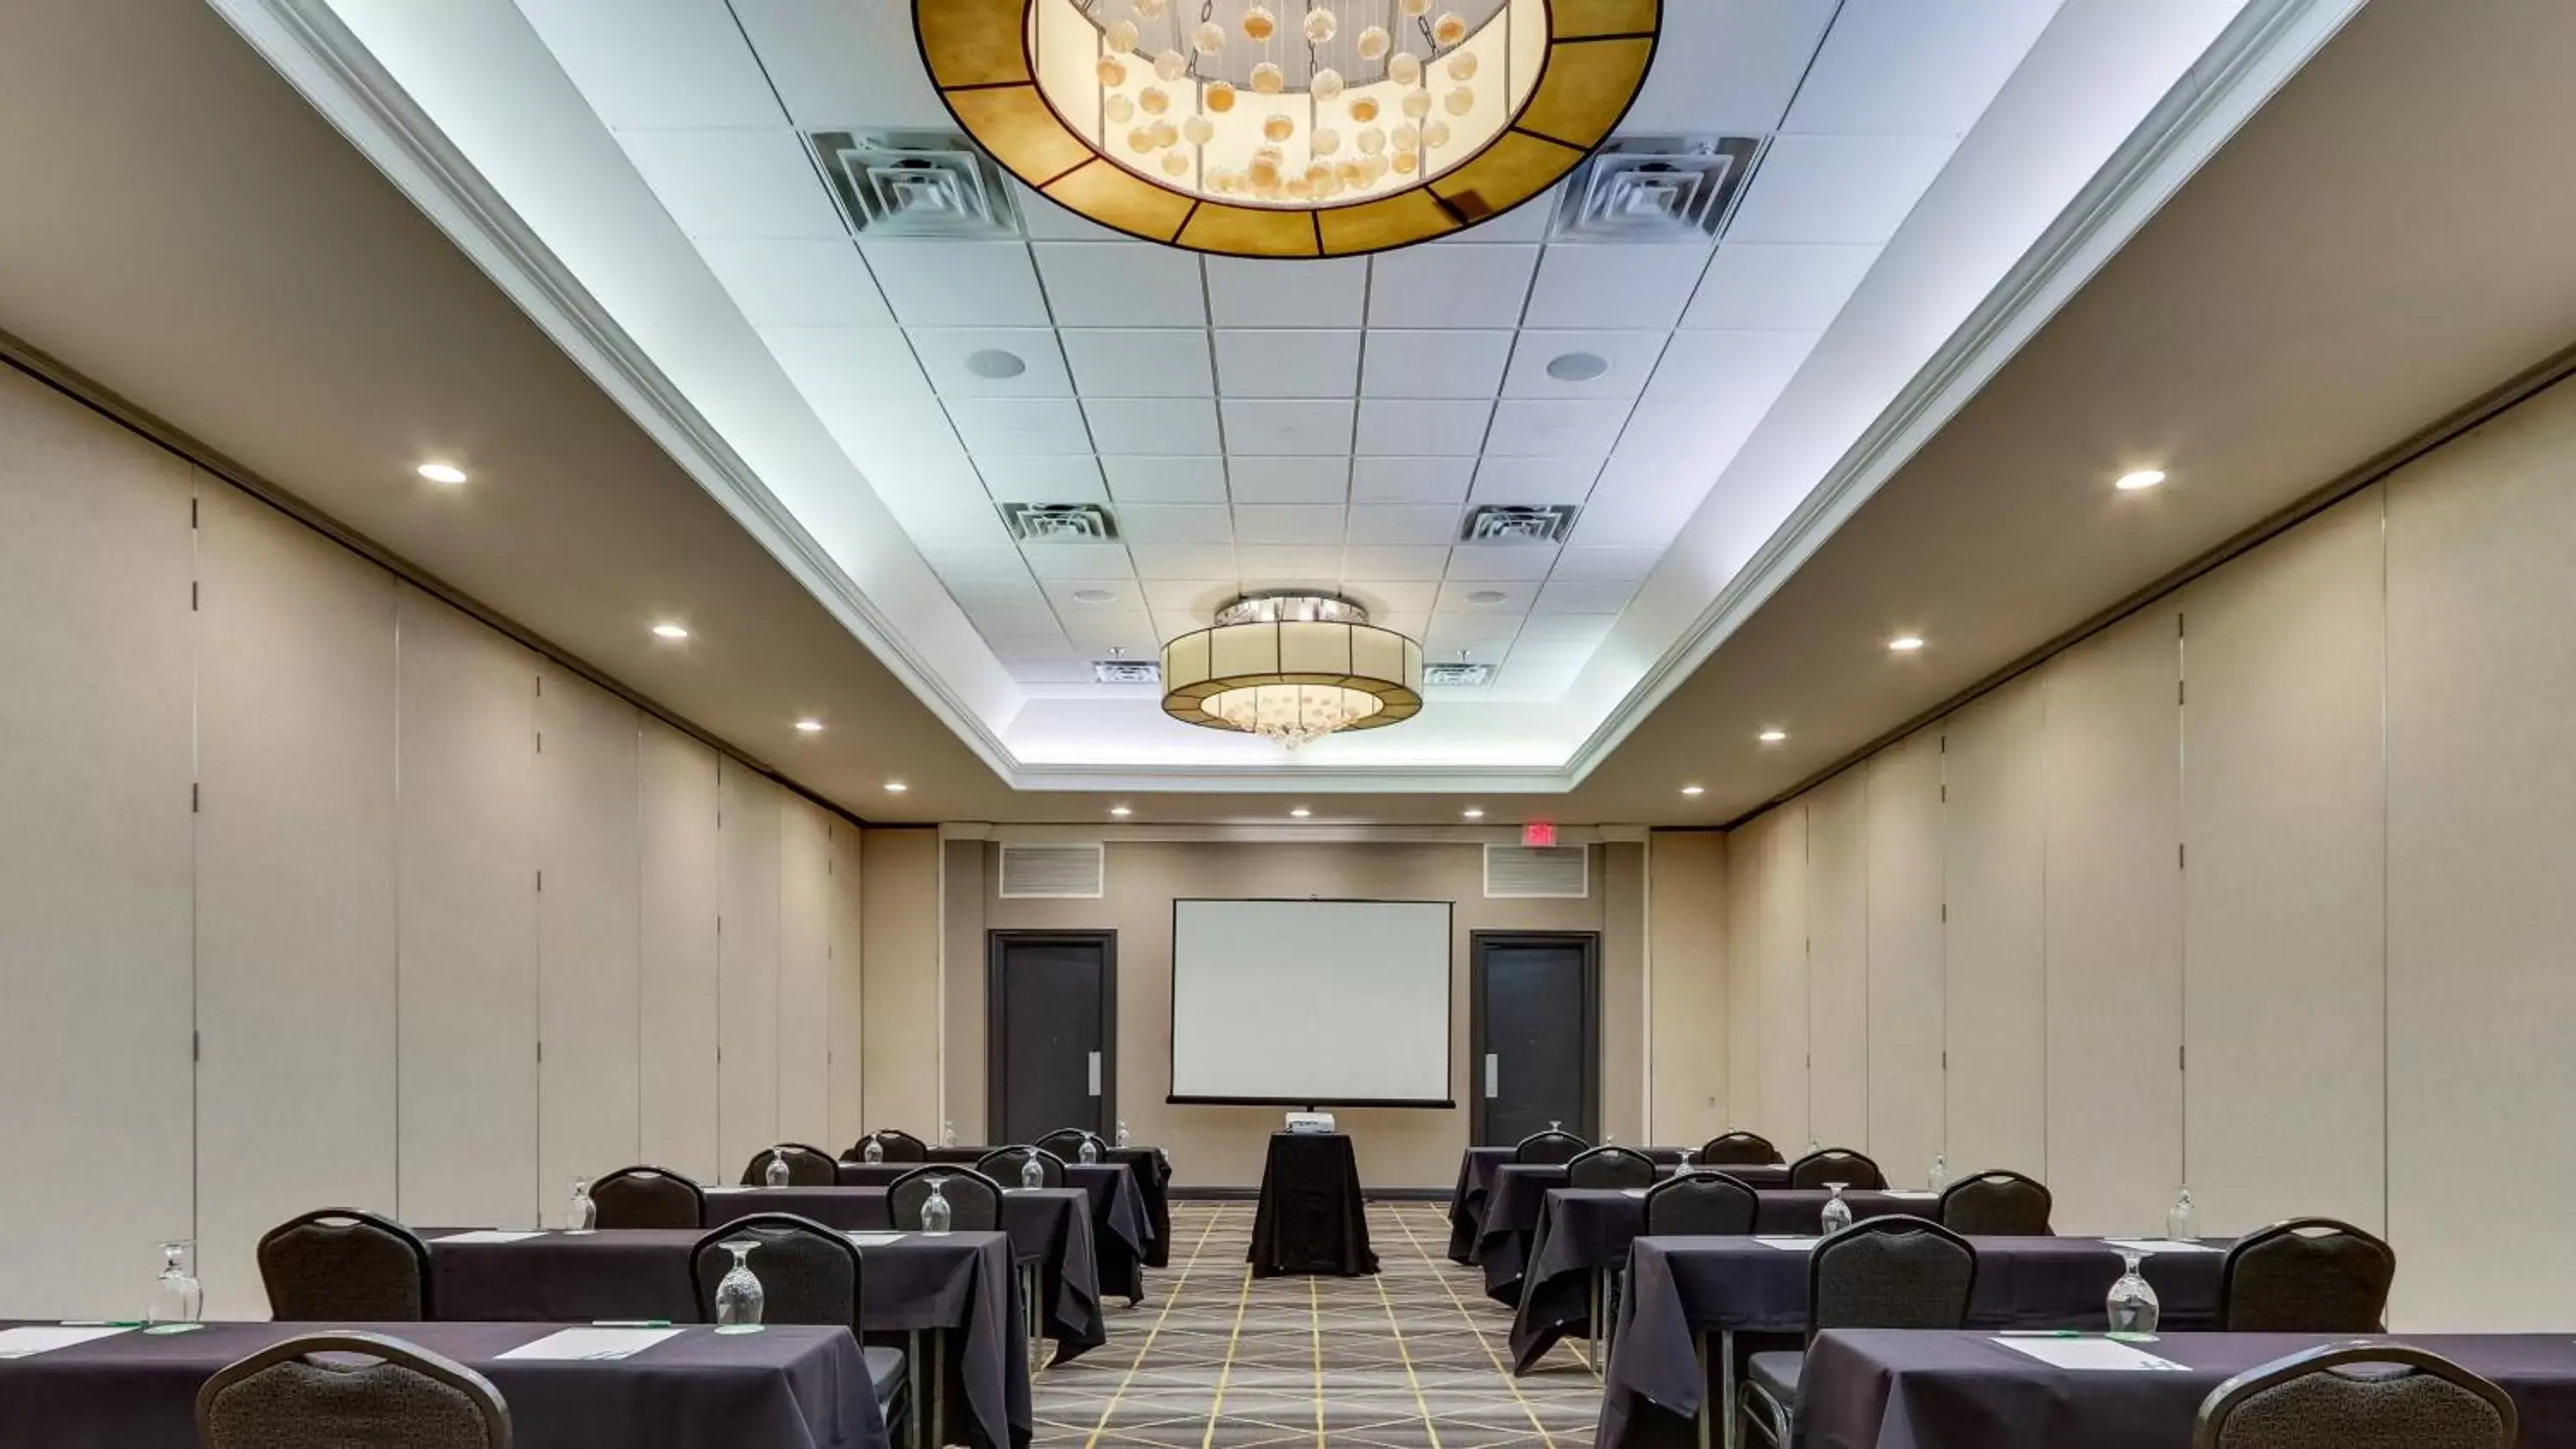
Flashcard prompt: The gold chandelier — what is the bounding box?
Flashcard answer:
[914,0,1660,258]
[1162,594,1424,749]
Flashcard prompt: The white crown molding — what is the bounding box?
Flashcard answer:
[946,822,1648,845]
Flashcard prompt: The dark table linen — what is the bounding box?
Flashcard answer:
[1447,1148,1777,1263]
[0,1320,884,1449]
[1598,1236,2229,1449]
[839,1159,1154,1303]
[1799,1330,2576,1449]
[1508,1187,1941,1369]
[1248,1132,1378,1278]
[426,1228,1028,1448]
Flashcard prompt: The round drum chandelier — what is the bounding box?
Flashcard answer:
[1161,593,1424,749]
[914,0,1660,258]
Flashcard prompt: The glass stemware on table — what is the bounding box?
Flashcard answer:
[862,1135,885,1164]
[146,1240,202,1327]
[566,1176,597,1233]
[1676,1145,1696,1173]
[1078,1136,1101,1164]
[1929,1154,1947,1192]
[1819,1183,1854,1236]
[2166,1186,2196,1242]
[1115,1119,1132,1149]
[921,1177,954,1235]
[763,1148,792,1188]
[1019,1154,1047,1191]
[2105,1249,2160,1332]
[714,1240,764,1331]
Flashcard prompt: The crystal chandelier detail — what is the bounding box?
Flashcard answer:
[1161,593,1424,749]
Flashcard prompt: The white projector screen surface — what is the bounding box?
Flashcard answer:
[1169,900,1454,1106]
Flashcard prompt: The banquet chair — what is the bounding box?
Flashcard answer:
[889,1167,1004,1231]
[1035,1128,1106,1161]
[2218,1217,2396,1331]
[739,1142,839,1186]
[977,1144,1066,1188]
[690,1215,908,1433]
[1512,1129,1589,1166]
[1938,1170,2053,1235]
[256,1210,433,1322]
[1643,1173,1759,1235]
[589,1165,705,1229]
[1698,1131,1783,1167]
[197,1331,508,1449]
[1740,1216,1976,1447]
[1566,1144,1659,1191]
[848,1129,928,1164]
[1789,1147,1888,1191]
[2191,1343,2512,1449]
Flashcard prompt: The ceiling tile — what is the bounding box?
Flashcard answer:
[1351,457,1475,503]
[1365,245,1540,328]
[933,567,1045,605]
[1416,636,1511,665]
[1571,455,1709,546]
[1340,557,1449,591]
[906,327,1072,397]
[757,325,929,397]
[1360,330,1515,399]
[1783,0,2062,136]
[1502,330,1669,400]
[945,397,1092,454]
[1116,504,1235,543]
[1206,257,1369,327]
[1213,330,1363,397]
[1469,456,1604,505]
[694,237,890,326]
[1614,397,1763,462]
[1443,547,1562,583]
[960,604,1064,639]
[1011,181,1128,241]
[1232,505,1346,545]
[1021,543,1136,579]
[519,0,783,128]
[1425,612,1526,647]
[1150,609,1208,642]
[1373,612,1431,643]
[1684,244,1881,331]
[1102,456,1228,502]
[1141,579,1240,612]
[1036,576,1146,611]
[1233,544,1344,579]
[861,450,986,503]
[882,494,1007,543]
[1534,579,1642,613]
[1484,398,1635,457]
[1032,242,1206,327]
[1524,243,1714,330]
[1127,543,1239,579]
[1340,577,1443,611]
[986,634,1077,664]
[1061,609,1162,653]
[726,0,950,127]
[1516,613,1619,644]
[1495,640,1593,693]
[1549,547,1662,583]
[860,242,1049,325]
[1084,398,1222,455]
[1443,185,1563,244]
[1228,457,1350,504]
[1347,504,1462,546]
[920,543,1035,583]
[1355,399,1493,456]
[811,394,961,459]
[620,129,847,238]
[1220,399,1357,455]
[1621,0,1838,132]
[1060,330,1215,397]
[972,455,1106,501]
[1644,328,1818,409]
[1005,659,1095,683]
[1726,134,1958,246]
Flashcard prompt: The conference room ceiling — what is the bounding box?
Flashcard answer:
[0,0,2570,826]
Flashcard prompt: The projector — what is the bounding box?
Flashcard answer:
[1285,1112,1337,1134]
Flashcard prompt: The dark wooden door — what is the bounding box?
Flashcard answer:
[1470,932,1598,1146]
[987,931,1115,1144]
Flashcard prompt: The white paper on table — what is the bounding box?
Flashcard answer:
[702,1186,752,1195]
[845,1232,908,1246]
[1619,1187,1650,1198]
[2102,1238,2221,1255]
[0,1325,136,1359]
[1755,1236,1821,1251]
[1883,1190,1940,1200]
[1991,1337,2188,1371]
[434,1230,547,1245]
[496,1327,683,1361]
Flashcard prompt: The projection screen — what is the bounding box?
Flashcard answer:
[1168,899,1455,1106]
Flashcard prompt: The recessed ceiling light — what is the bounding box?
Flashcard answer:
[1545,351,1610,383]
[416,462,467,485]
[794,719,824,734]
[1109,804,1132,817]
[1461,807,1485,819]
[964,349,1028,379]
[1290,807,1311,818]
[1888,635,1925,652]
[1758,729,1787,743]
[1464,589,1511,607]
[2115,468,2168,491]
[1071,588,1118,605]
[651,621,690,640]
[884,780,908,793]
[1680,785,1705,797]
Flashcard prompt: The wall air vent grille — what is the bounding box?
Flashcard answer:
[1093,659,1161,685]
[1423,662,1494,687]
[807,130,1023,239]
[1547,136,1765,243]
[1460,505,1579,544]
[1001,502,1120,543]
[1484,845,1589,899]
[998,843,1105,899]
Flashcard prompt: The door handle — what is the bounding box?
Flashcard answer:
[1088,1052,1102,1097]
[1484,1053,1498,1100]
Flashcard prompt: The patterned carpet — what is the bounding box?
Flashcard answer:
[1034,1200,1601,1448]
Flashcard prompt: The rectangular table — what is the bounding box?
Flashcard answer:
[0,1320,887,1449]
[1799,1330,2576,1449]
[908,1147,1175,1270]
[1508,1186,1945,1370]
[838,1159,1155,1303]
[1599,1234,2230,1449]
[1474,1162,1806,1303]
[425,1228,1027,1448]
[1446,1149,1794,1269]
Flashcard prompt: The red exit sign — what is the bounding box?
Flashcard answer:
[1521,822,1557,848]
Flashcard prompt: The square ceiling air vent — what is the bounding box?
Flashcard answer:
[807,130,1023,239]
[1001,502,1120,543]
[1549,136,1764,244]
[1423,662,1493,687]
[1461,505,1579,544]
[1093,659,1161,685]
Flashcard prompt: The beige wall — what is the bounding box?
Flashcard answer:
[0,365,866,1319]
[1646,832,1728,1144]
[859,827,943,1141]
[1709,372,2576,1329]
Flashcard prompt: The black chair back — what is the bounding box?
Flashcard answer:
[888,1167,1004,1231]
[590,1166,706,1230]
[2192,1343,2512,1449]
[1806,1215,1976,1339]
[976,1145,1066,1188]
[739,1143,839,1186]
[1698,1131,1782,1166]
[848,1129,927,1164]
[1789,1147,1887,1191]
[197,1331,510,1449]
[2219,1217,2396,1332]
[1512,1130,1589,1166]
[1643,1172,1759,1235]
[1034,1128,1103,1161]
[690,1213,862,1329]
[256,1209,432,1322]
[1937,1170,2052,1235]
[1566,1144,1659,1191]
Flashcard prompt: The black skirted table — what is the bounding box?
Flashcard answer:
[1443,1147,1791,1264]
[1248,1131,1378,1278]
[837,1159,1156,1303]
[1475,1163,1813,1305]
[0,1320,887,1449]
